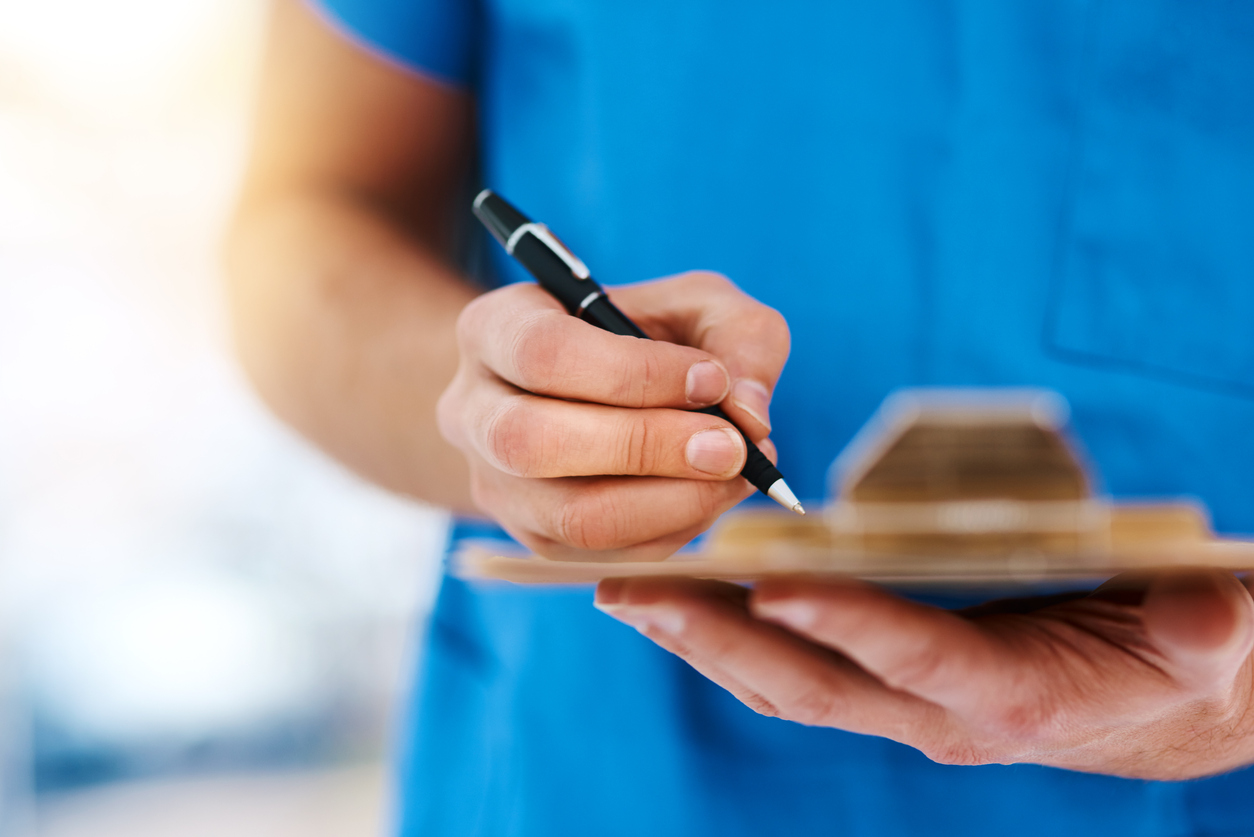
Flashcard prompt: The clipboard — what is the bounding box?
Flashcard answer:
[456,389,1254,588]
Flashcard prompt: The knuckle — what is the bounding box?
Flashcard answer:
[611,349,660,408]
[686,270,735,293]
[670,483,736,537]
[482,399,541,476]
[455,294,492,351]
[614,415,655,475]
[921,741,993,768]
[747,304,791,357]
[879,645,949,694]
[435,382,465,447]
[740,692,782,718]
[506,313,563,393]
[983,696,1061,745]
[778,685,848,727]
[551,490,628,551]
[765,306,791,344]
[693,481,731,520]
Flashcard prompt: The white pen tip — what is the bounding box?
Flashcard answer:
[766,479,805,516]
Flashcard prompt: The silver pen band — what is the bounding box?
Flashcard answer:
[574,291,603,318]
[504,222,592,279]
[504,221,539,254]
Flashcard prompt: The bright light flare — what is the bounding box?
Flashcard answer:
[0,0,233,114]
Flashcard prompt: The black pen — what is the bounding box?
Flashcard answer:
[472,189,805,515]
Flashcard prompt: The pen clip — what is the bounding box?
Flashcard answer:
[505,223,591,280]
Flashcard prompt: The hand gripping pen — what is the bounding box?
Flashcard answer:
[472,189,804,514]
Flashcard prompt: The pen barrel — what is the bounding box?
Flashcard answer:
[473,192,529,246]
[580,296,649,338]
[694,406,782,494]
[512,235,603,315]
[740,443,783,492]
[510,233,647,338]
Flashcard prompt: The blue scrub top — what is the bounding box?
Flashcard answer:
[314,1,1254,833]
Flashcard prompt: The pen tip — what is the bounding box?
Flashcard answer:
[766,479,804,516]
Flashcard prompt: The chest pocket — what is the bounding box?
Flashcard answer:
[1046,0,1254,396]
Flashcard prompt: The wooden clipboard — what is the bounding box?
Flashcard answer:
[456,389,1254,588]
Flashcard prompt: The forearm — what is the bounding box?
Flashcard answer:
[225,191,479,511]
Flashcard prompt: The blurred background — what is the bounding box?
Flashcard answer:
[0,0,450,833]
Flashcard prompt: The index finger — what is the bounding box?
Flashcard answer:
[458,283,732,409]
[750,578,1001,714]
[595,576,939,738]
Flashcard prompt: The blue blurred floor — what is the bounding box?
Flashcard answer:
[29,764,386,837]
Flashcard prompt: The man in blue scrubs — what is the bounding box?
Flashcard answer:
[226,0,1254,833]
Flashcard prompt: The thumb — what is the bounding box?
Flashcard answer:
[610,272,790,440]
[1142,569,1254,691]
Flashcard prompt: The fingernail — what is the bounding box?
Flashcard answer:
[686,428,744,476]
[756,599,818,630]
[686,361,729,405]
[596,604,687,636]
[731,379,772,431]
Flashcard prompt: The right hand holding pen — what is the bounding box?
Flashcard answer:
[437,271,790,561]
